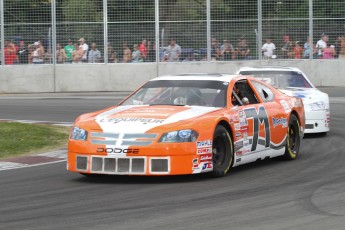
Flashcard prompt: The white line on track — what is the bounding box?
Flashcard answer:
[0,119,73,126]
[0,159,66,171]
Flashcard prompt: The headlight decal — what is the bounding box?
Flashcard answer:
[159,130,199,143]
[70,127,88,141]
[307,101,326,111]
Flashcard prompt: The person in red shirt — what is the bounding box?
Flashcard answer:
[139,39,148,61]
[293,41,303,59]
[4,40,18,65]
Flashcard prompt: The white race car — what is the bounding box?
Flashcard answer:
[237,66,330,134]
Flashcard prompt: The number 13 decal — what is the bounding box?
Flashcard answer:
[244,106,270,151]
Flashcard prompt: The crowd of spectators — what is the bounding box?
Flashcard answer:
[261,33,345,60]
[2,34,345,65]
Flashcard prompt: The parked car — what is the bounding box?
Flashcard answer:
[67,73,305,177]
[237,66,330,134]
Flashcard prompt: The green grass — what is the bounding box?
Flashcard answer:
[0,122,70,159]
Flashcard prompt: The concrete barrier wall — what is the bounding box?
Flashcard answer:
[0,60,344,93]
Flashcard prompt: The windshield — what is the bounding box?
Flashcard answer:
[240,71,313,89]
[120,80,229,107]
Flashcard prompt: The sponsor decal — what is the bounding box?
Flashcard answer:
[243,132,248,140]
[236,150,243,156]
[196,140,212,148]
[239,118,248,127]
[243,149,251,154]
[236,158,241,163]
[192,158,199,169]
[243,140,250,146]
[99,117,164,124]
[272,117,288,128]
[202,162,213,171]
[239,110,245,118]
[235,141,243,149]
[280,100,291,113]
[227,114,239,122]
[294,100,303,108]
[240,126,248,131]
[97,148,140,154]
[235,132,242,140]
[197,147,212,154]
[234,123,240,130]
[200,153,213,162]
[293,93,307,98]
[117,108,176,117]
[117,112,171,117]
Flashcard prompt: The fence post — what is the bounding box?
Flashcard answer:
[258,0,262,61]
[206,0,211,62]
[1,0,4,66]
[103,0,108,64]
[51,0,57,91]
[155,0,159,76]
[309,0,313,60]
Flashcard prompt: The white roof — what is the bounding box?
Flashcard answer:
[151,73,241,82]
[237,66,303,73]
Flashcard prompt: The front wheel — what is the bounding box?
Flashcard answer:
[283,114,301,160]
[211,125,233,177]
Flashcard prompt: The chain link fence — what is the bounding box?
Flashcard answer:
[1,0,345,65]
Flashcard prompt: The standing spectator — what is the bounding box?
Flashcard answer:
[56,43,67,63]
[337,36,345,59]
[122,43,131,63]
[131,44,142,62]
[32,41,44,64]
[293,41,303,59]
[211,37,221,61]
[236,38,250,60]
[220,40,234,61]
[78,38,89,62]
[64,39,75,63]
[281,35,292,59]
[261,39,276,59]
[88,43,102,63]
[147,40,156,62]
[72,44,83,63]
[165,39,181,62]
[27,45,35,64]
[18,41,29,64]
[303,37,314,59]
[322,43,335,59]
[316,33,328,58]
[139,39,148,61]
[4,40,18,65]
[107,43,117,63]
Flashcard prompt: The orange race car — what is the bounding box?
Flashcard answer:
[67,73,305,177]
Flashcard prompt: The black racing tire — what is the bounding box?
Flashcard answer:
[283,114,301,160]
[211,125,234,177]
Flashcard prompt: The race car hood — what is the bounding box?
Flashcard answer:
[278,87,329,111]
[77,105,221,134]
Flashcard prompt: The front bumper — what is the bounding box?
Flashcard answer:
[304,110,330,133]
[67,150,213,176]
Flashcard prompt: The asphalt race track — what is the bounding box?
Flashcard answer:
[0,88,345,230]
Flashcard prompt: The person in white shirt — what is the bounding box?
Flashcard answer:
[165,39,181,62]
[78,38,89,62]
[262,39,276,59]
[316,34,328,57]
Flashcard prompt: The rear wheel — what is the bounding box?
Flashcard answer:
[283,114,301,160]
[211,125,233,177]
